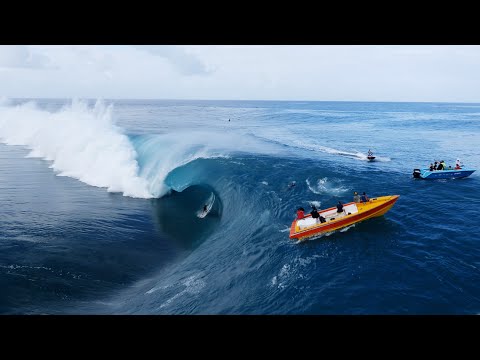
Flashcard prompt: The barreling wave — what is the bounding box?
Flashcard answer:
[0,99,284,199]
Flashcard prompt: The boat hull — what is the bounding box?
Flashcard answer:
[413,168,475,179]
[289,195,399,242]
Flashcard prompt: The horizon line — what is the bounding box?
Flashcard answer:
[5,97,480,105]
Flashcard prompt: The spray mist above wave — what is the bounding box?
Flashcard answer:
[0,99,152,198]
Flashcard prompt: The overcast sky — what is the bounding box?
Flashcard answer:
[1,45,480,102]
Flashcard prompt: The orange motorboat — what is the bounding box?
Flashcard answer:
[289,195,399,242]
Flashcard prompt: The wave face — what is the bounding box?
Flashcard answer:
[1,99,480,315]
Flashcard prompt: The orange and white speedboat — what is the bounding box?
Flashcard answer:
[289,195,399,242]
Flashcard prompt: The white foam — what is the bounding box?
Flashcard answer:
[306,177,349,195]
[0,99,152,198]
[309,200,322,208]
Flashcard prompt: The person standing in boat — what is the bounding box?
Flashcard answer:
[296,207,305,219]
[310,205,320,223]
[336,201,344,213]
[353,191,361,203]
[361,192,369,203]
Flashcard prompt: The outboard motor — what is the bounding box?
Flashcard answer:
[413,169,421,178]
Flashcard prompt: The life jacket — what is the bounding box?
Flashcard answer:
[297,210,305,219]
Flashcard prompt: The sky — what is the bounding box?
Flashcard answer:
[1,45,480,102]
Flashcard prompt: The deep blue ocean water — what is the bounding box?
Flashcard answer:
[1,99,479,314]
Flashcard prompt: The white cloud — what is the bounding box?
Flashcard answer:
[133,45,213,76]
[0,45,53,69]
[2,45,480,102]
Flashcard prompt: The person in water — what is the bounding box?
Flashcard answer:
[336,201,344,213]
[353,191,361,203]
[297,207,305,219]
[288,181,296,188]
[361,192,369,203]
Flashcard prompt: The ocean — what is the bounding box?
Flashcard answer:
[0,98,479,314]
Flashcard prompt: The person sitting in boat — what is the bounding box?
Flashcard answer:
[203,204,208,213]
[448,166,452,170]
[429,163,434,171]
[436,161,444,171]
[455,159,462,169]
[296,207,305,219]
[336,201,344,213]
[361,192,369,203]
[353,191,361,203]
[433,161,438,170]
[441,160,447,170]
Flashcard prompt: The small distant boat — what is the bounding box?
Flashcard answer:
[412,168,476,180]
[367,150,375,161]
[289,195,399,242]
